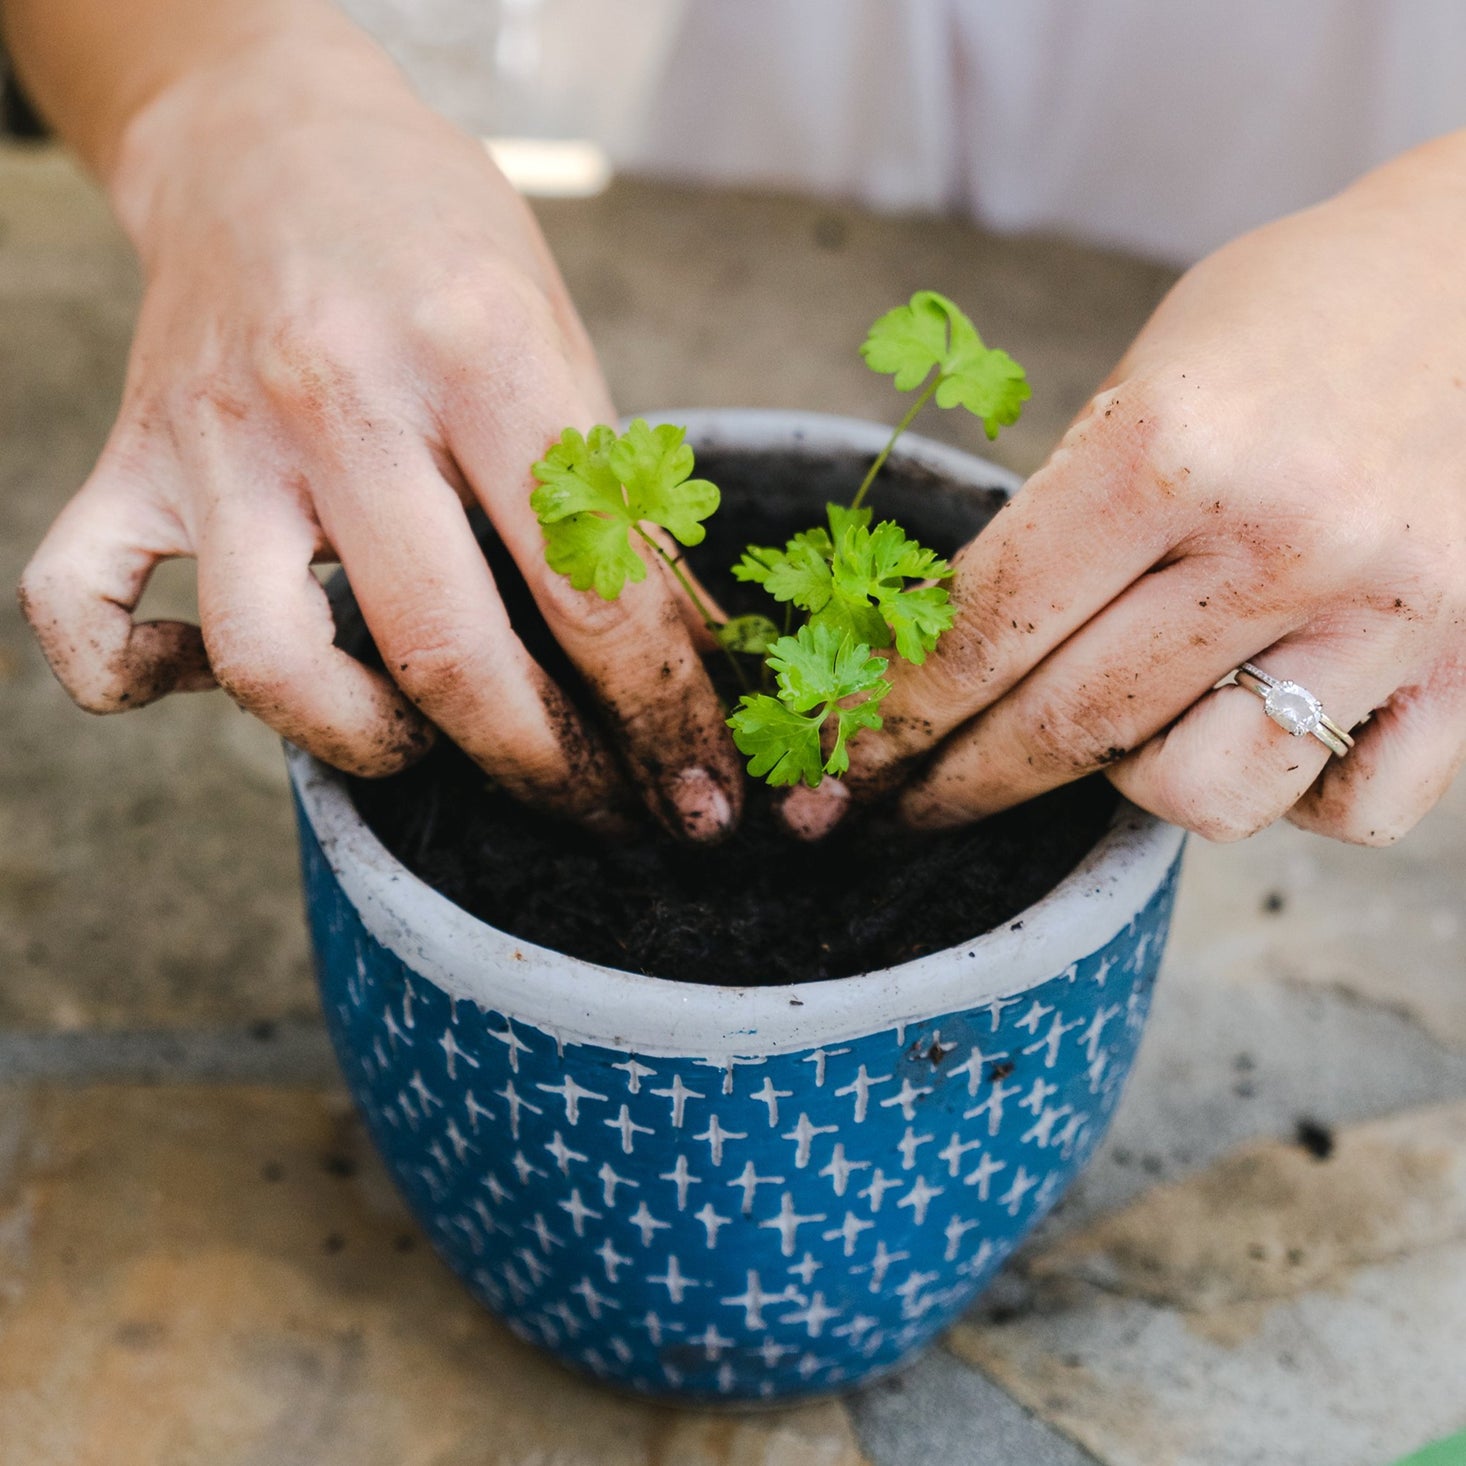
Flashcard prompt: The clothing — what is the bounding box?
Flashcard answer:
[625,0,1466,263]
[48,0,1453,267]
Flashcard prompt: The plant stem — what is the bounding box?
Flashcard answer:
[849,376,942,513]
[634,525,750,693]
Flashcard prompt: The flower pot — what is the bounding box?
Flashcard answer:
[288,408,1186,1403]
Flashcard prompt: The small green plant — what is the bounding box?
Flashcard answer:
[532,290,1029,788]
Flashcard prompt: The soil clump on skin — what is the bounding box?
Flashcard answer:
[348,446,1118,986]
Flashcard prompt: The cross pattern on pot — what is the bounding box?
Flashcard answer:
[306,831,1179,1402]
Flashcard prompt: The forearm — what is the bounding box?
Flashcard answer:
[0,0,391,182]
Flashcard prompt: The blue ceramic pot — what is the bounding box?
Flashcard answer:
[290,411,1186,1404]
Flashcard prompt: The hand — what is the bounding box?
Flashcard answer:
[787,132,1466,846]
[17,32,741,840]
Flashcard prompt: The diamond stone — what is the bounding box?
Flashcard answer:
[1263,682,1322,736]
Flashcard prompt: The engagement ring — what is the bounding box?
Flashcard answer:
[1215,662,1355,758]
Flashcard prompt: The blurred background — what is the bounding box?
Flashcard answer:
[1,3,1465,1464]
[345,0,1466,262]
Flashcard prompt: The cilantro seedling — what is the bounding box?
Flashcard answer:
[532,291,1028,791]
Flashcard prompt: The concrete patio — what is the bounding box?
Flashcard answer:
[1,142,1463,1465]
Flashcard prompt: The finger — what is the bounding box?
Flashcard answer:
[1107,627,1406,842]
[18,472,214,713]
[443,384,742,843]
[894,555,1306,830]
[782,388,1190,835]
[195,486,436,778]
[314,448,633,831]
[1287,661,1466,845]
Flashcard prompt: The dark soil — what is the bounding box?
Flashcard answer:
[346,443,1117,986]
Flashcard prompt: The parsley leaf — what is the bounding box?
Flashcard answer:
[861,290,1030,439]
[716,613,781,655]
[737,510,954,665]
[732,528,832,610]
[727,622,890,787]
[881,583,954,664]
[769,622,888,710]
[531,419,719,599]
[608,419,720,545]
[725,696,826,788]
[827,517,954,664]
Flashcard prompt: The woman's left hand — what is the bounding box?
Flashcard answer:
[786,131,1466,846]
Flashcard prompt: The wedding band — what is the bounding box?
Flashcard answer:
[1215,662,1356,758]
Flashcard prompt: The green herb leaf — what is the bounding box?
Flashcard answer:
[933,341,1030,436]
[767,622,888,711]
[727,622,890,788]
[861,290,1030,439]
[825,503,872,541]
[731,546,780,586]
[807,594,891,650]
[716,613,781,655]
[726,695,826,787]
[881,583,954,663]
[841,518,953,664]
[825,690,888,776]
[607,418,720,546]
[531,419,719,599]
[736,528,833,612]
[529,425,638,597]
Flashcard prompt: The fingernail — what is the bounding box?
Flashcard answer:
[666,766,734,843]
[780,780,849,841]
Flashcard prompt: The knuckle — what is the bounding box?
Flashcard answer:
[1019,689,1129,777]
[16,565,119,712]
[1136,753,1275,843]
[375,620,484,705]
[252,308,378,417]
[411,266,560,369]
[1066,376,1189,499]
[1191,428,1374,591]
[538,569,647,645]
[16,560,54,630]
[1189,802,1274,844]
[887,613,1001,743]
[1300,789,1416,848]
[66,664,134,715]
[203,620,290,707]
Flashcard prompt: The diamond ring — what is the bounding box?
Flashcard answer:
[1215,662,1356,757]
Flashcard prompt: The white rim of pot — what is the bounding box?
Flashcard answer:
[288,410,1185,1059]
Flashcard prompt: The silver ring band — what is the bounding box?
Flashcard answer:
[1215,662,1356,758]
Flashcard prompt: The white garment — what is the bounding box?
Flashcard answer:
[343,0,1466,264]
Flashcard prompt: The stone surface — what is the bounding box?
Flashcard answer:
[0,1084,869,1466]
[1168,788,1466,1054]
[948,1106,1466,1466]
[1030,1102,1466,1313]
[7,133,1466,1466]
[847,1347,1099,1466]
[0,149,317,1029]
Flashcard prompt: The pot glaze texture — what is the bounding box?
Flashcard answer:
[290,410,1186,1404]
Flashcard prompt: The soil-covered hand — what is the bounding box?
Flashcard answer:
[787,132,1466,847]
[17,29,741,841]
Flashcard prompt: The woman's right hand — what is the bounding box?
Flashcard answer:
[17,21,743,840]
